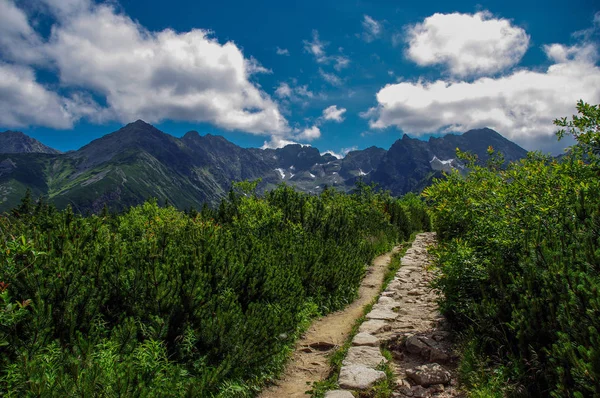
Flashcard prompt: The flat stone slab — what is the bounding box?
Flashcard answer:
[358,319,391,335]
[352,332,380,347]
[366,307,398,321]
[378,296,396,305]
[371,302,400,311]
[342,346,387,368]
[338,365,386,390]
[324,390,354,398]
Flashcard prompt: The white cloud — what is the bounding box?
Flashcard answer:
[333,56,350,71]
[323,150,342,159]
[304,30,328,63]
[276,47,290,56]
[0,0,288,135]
[275,82,314,101]
[297,125,321,141]
[0,63,74,129]
[304,30,349,70]
[362,15,382,42]
[322,105,346,122]
[275,82,293,98]
[295,85,314,98]
[262,136,299,149]
[319,69,342,86]
[405,11,529,77]
[365,43,600,148]
[0,0,45,64]
[324,146,357,159]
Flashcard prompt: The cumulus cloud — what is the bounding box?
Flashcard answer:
[362,15,382,42]
[0,0,45,64]
[0,0,288,135]
[324,146,357,159]
[261,135,299,149]
[364,43,600,148]
[0,63,73,129]
[276,47,290,56]
[297,125,321,141]
[322,105,346,122]
[405,11,529,77]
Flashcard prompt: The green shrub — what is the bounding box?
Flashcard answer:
[0,182,427,396]
[425,101,600,396]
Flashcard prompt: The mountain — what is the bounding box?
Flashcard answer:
[0,123,528,213]
[0,131,61,154]
[369,128,528,196]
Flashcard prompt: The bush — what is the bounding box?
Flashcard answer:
[425,101,600,396]
[0,182,427,396]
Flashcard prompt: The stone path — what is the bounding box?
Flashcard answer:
[260,246,404,398]
[327,232,464,398]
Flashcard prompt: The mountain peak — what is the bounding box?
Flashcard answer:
[131,119,151,127]
[462,127,502,139]
[0,130,61,154]
[183,130,201,139]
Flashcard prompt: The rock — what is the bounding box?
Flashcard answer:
[429,384,445,393]
[371,302,400,312]
[407,289,422,296]
[359,319,392,335]
[411,385,431,397]
[405,335,428,354]
[366,308,398,321]
[342,346,387,368]
[405,363,451,387]
[338,365,386,390]
[352,332,380,347]
[325,390,355,398]
[397,386,414,396]
[392,350,404,360]
[309,341,336,351]
[378,296,396,305]
[428,346,450,363]
[432,331,450,341]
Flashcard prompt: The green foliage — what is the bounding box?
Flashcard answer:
[424,101,600,396]
[0,182,426,396]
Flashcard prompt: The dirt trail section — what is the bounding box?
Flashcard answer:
[327,232,464,398]
[259,246,403,398]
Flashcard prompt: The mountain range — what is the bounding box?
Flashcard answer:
[0,121,528,213]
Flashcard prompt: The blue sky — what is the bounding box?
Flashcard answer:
[0,0,599,155]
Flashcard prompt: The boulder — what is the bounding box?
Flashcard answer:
[325,390,355,398]
[405,363,451,387]
[405,335,428,354]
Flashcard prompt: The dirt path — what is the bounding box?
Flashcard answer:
[259,245,403,398]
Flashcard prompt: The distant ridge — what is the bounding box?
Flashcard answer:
[0,130,61,154]
[0,122,528,212]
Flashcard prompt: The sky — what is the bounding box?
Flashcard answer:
[0,0,599,155]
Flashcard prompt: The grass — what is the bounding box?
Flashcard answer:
[309,235,416,398]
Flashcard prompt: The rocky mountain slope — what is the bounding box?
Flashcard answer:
[0,130,61,154]
[0,122,527,212]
